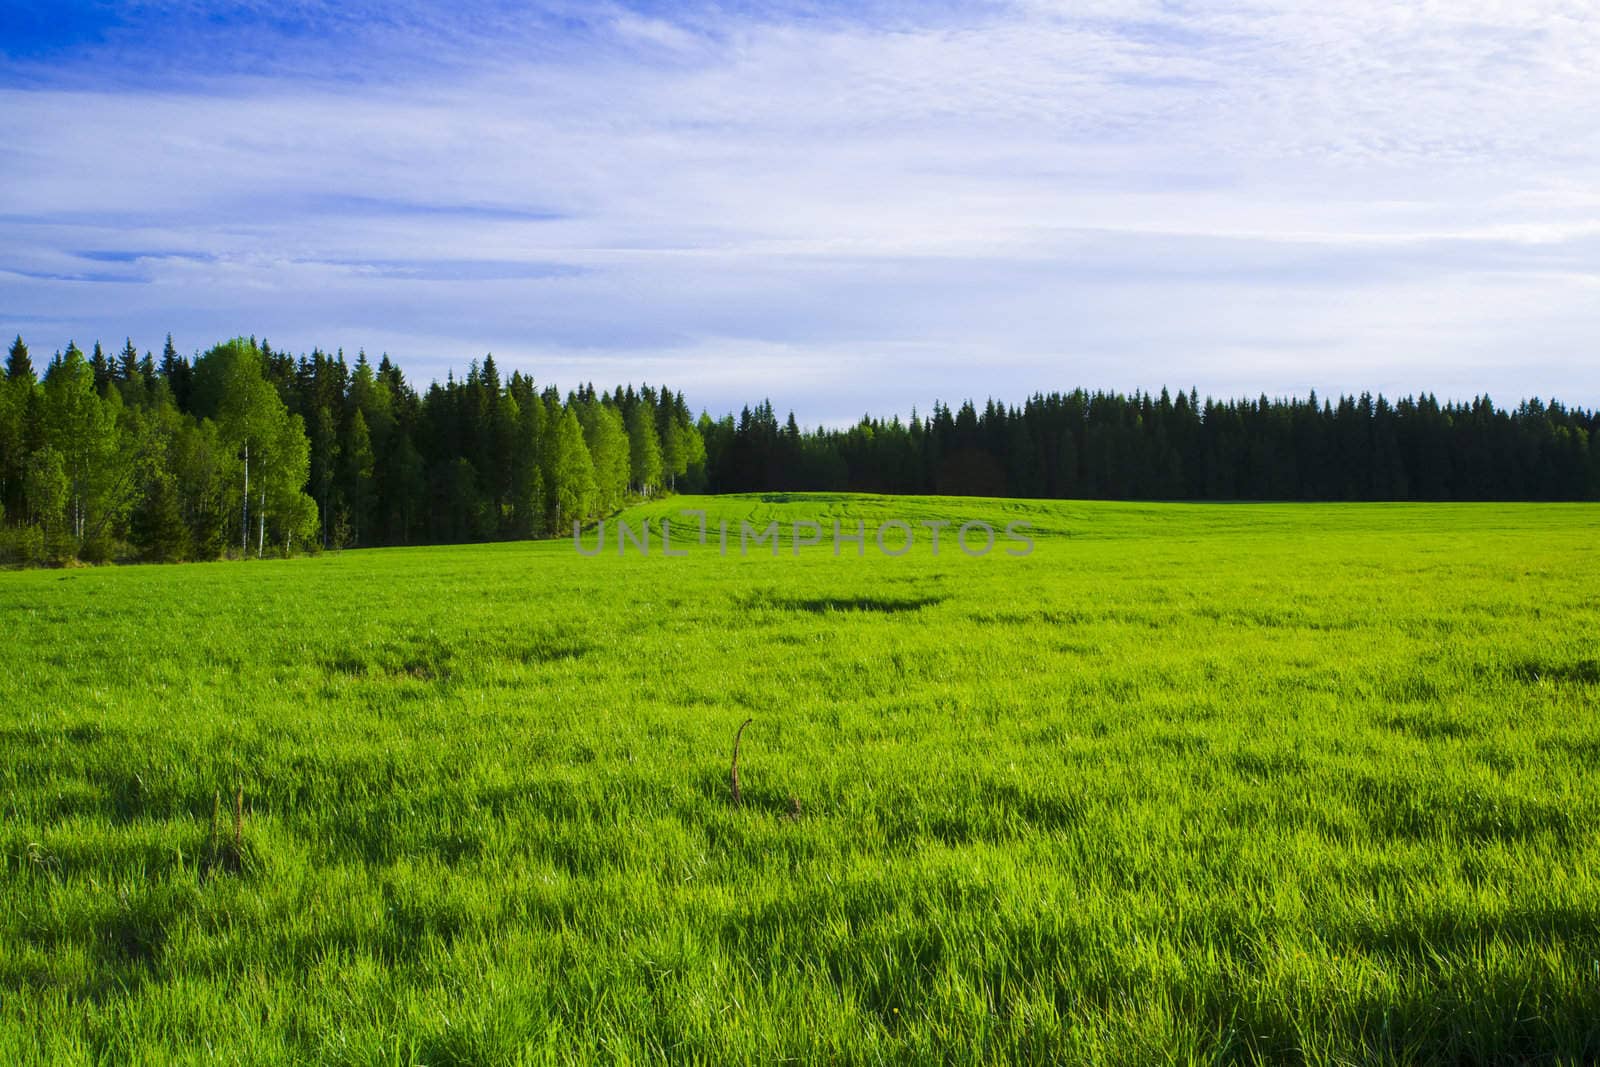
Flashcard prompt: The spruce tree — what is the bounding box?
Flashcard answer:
[6,336,34,383]
[89,342,112,395]
[118,338,140,383]
[132,470,188,562]
[344,409,375,546]
[160,334,191,411]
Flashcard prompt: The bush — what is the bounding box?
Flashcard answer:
[0,524,45,565]
[78,534,116,565]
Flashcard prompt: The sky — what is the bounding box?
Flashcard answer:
[1,0,1597,424]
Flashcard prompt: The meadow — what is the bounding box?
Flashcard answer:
[3,494,1599,1065]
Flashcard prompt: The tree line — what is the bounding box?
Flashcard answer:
[702,390,1598,502]
[0,335,700,564]
[0,333,1595,564]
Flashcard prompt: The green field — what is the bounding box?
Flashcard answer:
[3,495,1599,1064]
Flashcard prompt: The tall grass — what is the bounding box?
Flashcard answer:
[2,496,1598,1063]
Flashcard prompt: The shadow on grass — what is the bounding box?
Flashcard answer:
[1505,657,1600,685]
[746,593,947,615]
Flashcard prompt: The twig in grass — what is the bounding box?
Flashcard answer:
[208,790,221,862]
[731,717,754,807]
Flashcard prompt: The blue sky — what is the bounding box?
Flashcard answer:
[2,0,1597,422]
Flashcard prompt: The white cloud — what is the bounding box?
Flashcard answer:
[1,0,1598,418]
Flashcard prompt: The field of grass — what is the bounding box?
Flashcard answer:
[3,494,1600,1064]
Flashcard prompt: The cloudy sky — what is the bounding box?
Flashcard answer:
[2,1,1597,423]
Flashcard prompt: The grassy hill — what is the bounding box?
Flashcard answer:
[3,495,1599,1062]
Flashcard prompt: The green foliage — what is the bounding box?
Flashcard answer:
[343,408,375,544]
[507,381,546,538]
[657,390,702,491]
[2,497,1599,1061]
[578,400,629,514]
[544,406,595,532]
[0,374,26,517]
[169,415,233,559]
[195,338,313,557]
[41,343,120,541]
[132,468,189,562]
[22,445,67,533]
[627,396,663,495]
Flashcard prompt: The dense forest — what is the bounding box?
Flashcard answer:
[0,333,1595,564]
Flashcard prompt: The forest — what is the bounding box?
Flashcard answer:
[0,333,1596,564]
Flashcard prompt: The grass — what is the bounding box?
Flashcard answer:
[2,494,1599,1064]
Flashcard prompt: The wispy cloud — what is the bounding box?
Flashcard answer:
[2,1,1597,420]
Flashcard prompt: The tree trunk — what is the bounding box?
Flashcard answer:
[258,485,266,559]
[241,441,249,556]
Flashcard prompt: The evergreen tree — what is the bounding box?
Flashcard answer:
[7,336,34,383]
[388,432,425,544]
[507,375,546,538]
[118,338,140,383]
[89,341,113,395]
[310,404,339,547]
[0,363,27,517]
[344,408,375,546]
[132,469,188,562]
[659,403,684,490]
[160,334,191,411]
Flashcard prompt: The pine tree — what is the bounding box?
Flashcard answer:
[658,401,684,490]
[388,433,425,544]
[132,469,188,562]
[310,405,339,547]
[118,338,140,383]
[504,372,546,538]
[0,357,30,516]
[6,336,34,383]
[344,409,375,546]
[160,334,191,411]
[89,342,113,395]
